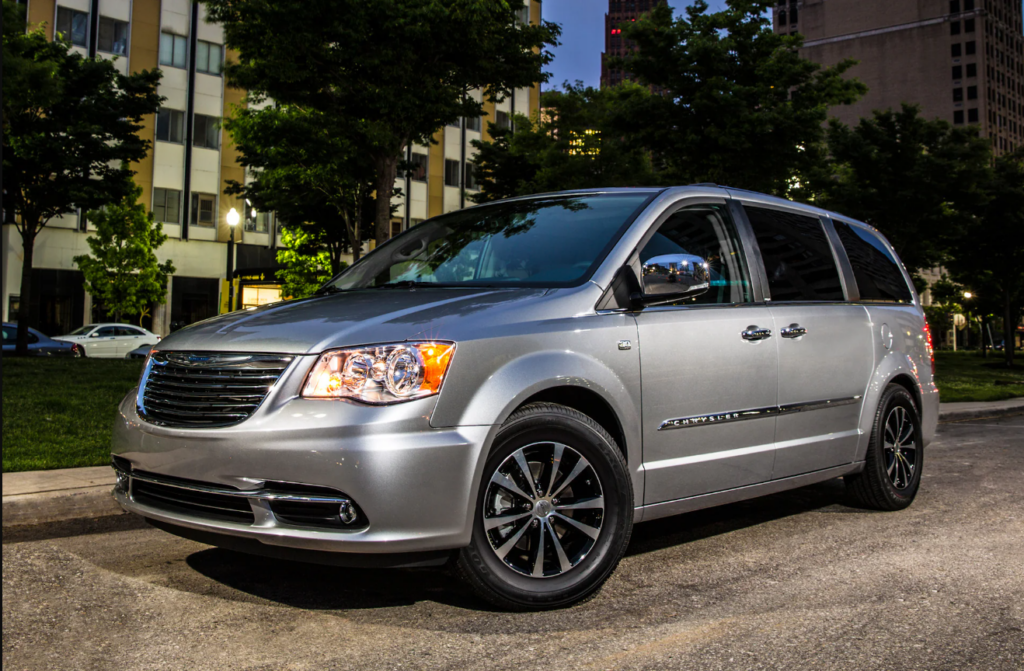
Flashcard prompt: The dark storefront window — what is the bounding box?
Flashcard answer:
[170,277,219,330]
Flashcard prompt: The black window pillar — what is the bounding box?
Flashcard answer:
[180,2,199,241]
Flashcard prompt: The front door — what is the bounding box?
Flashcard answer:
[87,326,120,357]
[637,201,779,504]
[741,204,873,479]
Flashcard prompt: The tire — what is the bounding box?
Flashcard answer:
[456,402,633,611]
[845,384,923,511]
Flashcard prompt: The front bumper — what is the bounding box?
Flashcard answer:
[112,376,496,556]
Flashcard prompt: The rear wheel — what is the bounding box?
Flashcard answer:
[456,403,633,611]
[845,384,923,510]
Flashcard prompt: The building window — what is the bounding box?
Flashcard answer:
[964,18,975,32]
[447,118,461,129]
[953,65,963,79]
[966,62,977,77]
[193,114,220,149]
[156,108,185,143]
[954,110,965,124]
[952,43,962,57]
[953,87,963,102]
[964,39,975,55]
[190,193,216,227]
[951,21,961,35]
[408,153,428,182]
[968,108,979,123]
[56,7,88,47]
[778,9,786,24]
[245,208,272,233]
[153,188,181,224]
[949,0,959,12]
[444,159,460,187]
[159,33,187,69]
[967,85,977,99]
[196,40,223,76]
[963,0,973,9]
[790,7,798,22]
[97,17,128,55]
[465,164,478,191]
[466,116,482,132]
[495,110,512,130]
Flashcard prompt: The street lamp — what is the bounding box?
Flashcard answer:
[963,291,973,299]
[962,291,974,348]
[226,207,240,312]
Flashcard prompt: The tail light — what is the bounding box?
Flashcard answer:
[923,322,935,376]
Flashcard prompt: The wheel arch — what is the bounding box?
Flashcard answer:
[512,386,628,465]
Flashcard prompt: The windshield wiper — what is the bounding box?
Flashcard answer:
[371,281,455,289]
[315,285,346,296]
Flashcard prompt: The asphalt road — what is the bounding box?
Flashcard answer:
[4,415,1023,671]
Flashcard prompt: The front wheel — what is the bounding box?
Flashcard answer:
[456,403,633,610]
[845,384,923,510]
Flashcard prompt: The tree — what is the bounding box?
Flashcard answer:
[808,104,992,278]
[2,1,162,352]
[73,184,175,324]
[275,227,347,300]
[203,0,559,248]
[612,0,866,195]
[471,82,661,201]
[223,102,377,267]
[945,148,1024,366]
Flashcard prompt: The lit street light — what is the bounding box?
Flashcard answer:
[226,207,240,312]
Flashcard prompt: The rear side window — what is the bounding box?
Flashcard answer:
[833,221,913,303]
[744,206,845,302]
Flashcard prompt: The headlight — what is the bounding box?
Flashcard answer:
[302,342,455,404]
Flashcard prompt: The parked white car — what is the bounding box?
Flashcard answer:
[54,323,161,358]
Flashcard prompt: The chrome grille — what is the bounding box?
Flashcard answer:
[138,352,293,428]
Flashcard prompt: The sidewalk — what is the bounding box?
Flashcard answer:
[4,398,1022,529]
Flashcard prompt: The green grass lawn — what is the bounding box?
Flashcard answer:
[933,350,1024,403]
[2,351,1021,473]
[2,357,144,473]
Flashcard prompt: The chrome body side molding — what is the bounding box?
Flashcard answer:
[659,396,862,431]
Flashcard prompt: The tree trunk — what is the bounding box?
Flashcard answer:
[981,315,988,358]
[373,154,400,248]
[1006,291,1016,368]
[15,226,37,356]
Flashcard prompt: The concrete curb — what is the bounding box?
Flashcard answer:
[4,399,1022,530]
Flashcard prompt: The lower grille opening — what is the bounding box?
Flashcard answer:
[132,477,255,524]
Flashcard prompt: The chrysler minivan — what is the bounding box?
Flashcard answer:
[111,185,938,610]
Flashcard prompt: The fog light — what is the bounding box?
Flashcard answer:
[115,470,130,493]
[339,500,358,525]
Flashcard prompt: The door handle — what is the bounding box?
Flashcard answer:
[741,326,772,341]
[781,324,808,339]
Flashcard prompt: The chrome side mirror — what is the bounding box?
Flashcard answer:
[640,253,710,302]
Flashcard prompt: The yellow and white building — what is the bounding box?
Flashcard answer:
[1,0,541,336]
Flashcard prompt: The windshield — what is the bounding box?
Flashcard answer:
[322,193,654,292]
[67,325,98,336]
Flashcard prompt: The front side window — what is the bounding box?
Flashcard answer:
[745,206,845,302]
[322,193,652,290]
[96,327,118,337]
[193,114,220,149]
[56,7,89,47]
[191,193,216,227]
[153,188,181,224]
[156,109,185,143]
[98,17,128,55]
[833,221,913,303]
[159,32,187,69]
[639,204,752,306]
[196,40,223,75]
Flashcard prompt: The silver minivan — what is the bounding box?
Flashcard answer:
[111,186,939,610]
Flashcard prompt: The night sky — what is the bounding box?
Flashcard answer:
[541,0,733,90]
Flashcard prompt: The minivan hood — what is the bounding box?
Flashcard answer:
[155,287,552,354]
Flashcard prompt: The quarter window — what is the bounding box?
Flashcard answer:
[639,204,752,305]
[159,32,188,69]
[97,17,129,55]
[56,7,88,47]
[744,206,845,302]
[833,221,913,303]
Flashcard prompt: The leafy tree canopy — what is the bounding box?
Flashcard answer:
[2,0,162,351]
[275,227,346,300]
[74,184,176,324]
[806,104,992,277]
[203,0,560,247]
[471,82,660,202]
[613,0,866,195]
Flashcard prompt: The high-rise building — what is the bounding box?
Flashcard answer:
[601,0,667,88]
[773,0,1023,155]
[2,0,541,336]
